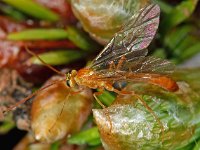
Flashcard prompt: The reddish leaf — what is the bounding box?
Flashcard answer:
[0,16,26,39]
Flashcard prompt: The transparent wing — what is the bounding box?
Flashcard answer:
[94,56,175,80]
[90,4,160,70]
[89,56,177,92]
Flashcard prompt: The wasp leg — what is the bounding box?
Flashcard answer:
[113,88,164,140]
[109,61,116,72]
[109,56,126,71]
[133,94,164,138]
[116,56,126,70]
[93,91,113,133]
[93,91,106,109]
[104,82,164,137]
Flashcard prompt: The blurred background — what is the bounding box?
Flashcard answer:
[0,0,200,149]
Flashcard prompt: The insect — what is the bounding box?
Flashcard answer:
[4,4,178,125]
[66,4,178,94]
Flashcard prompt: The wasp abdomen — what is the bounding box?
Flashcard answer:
[149,76,179,92]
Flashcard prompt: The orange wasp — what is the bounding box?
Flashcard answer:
[5,4,178,119]
[66,4,178,95]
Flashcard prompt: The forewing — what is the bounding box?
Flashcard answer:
[90,4,160,70]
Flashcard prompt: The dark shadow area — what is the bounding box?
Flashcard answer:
[0,128,27,150]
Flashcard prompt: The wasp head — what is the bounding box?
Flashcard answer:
[66,70,77,88]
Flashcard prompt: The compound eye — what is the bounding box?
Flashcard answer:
[66,80,70,87]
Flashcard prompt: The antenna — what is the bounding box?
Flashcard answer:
[25,46,66,77]
[3,79,66,114]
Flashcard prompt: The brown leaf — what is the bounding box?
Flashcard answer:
[31,75,93,143]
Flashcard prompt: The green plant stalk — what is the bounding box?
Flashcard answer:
[177,143,195,150]
[66,26,99,52]
[161,0,198,34]
[7,28,98,51]
[97,90,116,106]
[179,43,200,61]
[7,29,68,41]
[0,4,26,21]
[0,121,15,134]
[2,0,59,21]
[29,50,84,65]
[50,141,60,150]
[193,139,200,150]
[0,114,15,134]
[152,48,167,59]
[67,127,101,146]
[164,25,194,50]
[171,35,198,63]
